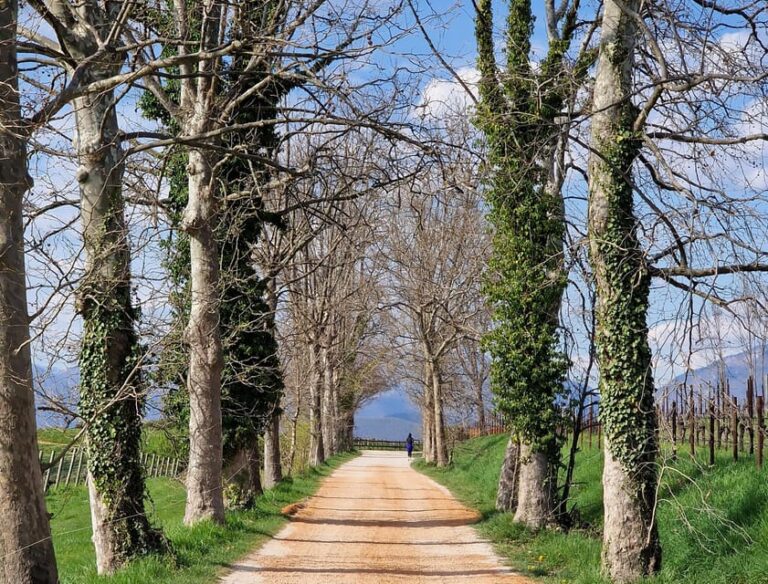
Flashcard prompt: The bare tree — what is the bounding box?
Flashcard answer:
[0,2,58,579]
[382,135,486,466]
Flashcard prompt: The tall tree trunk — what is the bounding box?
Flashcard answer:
[263,409,282,488]
[337,410,354,452]
[476,381,486,431]
[262,280,283,487]
[0,5,58,579]
[287,399,301,476]
[430,361,448,467]
[496,433,520,512]
[309,342,325,466]
[513,443,555,529]
[422,362,434,463]
[321,349,336,457]
[588,1,661,580]
[247,441,263,499]
[182,145,225,525]
[74,86,164,573]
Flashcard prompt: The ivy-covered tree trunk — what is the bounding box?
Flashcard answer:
[0,6,58,579]
[588,1,661,580]
[74,84,164,573]
[475,0,575,529]
[495,433,520,512]
[182,144,225,525]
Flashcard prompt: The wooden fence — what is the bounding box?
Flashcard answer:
[353,438,423,451]
[452,412,508,441]
[576,375,768,470]
[39,448,183,492]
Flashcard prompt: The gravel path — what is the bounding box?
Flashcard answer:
[220,450,531,583]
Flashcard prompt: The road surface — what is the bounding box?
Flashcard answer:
[220,450,531,583]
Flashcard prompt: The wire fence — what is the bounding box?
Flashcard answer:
[38,448,183,492]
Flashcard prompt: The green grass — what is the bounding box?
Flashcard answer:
[416,435,768,584]
[47,451,357,583]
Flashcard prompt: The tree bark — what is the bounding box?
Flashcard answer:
[247,441,263,499]
[182,145,225,525]
[588,1,661,580]
[0,5,59,579]
[513,443,554,529]
[321,348,336,457]
[263,409,282,488]
[430,361,449,467]
[476,381,486,432]
[309,342,325,466]
[73,77,165,574]
[422,362,434,463]
[495,433,520,512]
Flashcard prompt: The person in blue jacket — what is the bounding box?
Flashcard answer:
[406,433,414,458]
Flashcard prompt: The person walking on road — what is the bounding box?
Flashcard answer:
[406,433,414,458]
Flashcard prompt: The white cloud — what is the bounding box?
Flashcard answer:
[414,67,479,120]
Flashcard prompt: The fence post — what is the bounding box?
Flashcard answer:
[758,395,765,470]
[689,387,696,456]
[671,401,678,461]
[708,397,715,466]
[64,449,76,485]
[75,448,85,484]
[732,397,739,462]
[43,450,55,492]
[747,376,755,456]
[716,383,722,450]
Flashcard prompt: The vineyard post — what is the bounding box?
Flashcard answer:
[747,376,755,456]
[671,400,678,461]
[689,386,695,456]
[708,397,715,466]
[732,396,739,462]
[757,395,765,470]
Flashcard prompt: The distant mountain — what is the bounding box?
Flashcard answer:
[670,347,768,401]
[354,416,422,440]
[354,389,422,440]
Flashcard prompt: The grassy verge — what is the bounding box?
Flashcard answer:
[416,435,768,584]
[48,451,357,583]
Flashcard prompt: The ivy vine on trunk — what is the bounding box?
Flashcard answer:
[473,0,583,528]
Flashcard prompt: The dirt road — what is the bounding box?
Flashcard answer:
[220,451,531,583]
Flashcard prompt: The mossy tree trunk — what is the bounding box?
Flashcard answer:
[0,4,58,579]
[62,19,165,570]
[587,0,661,580]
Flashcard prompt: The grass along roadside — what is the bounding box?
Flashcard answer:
[415,435,768,584]
[47,451,358,584]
